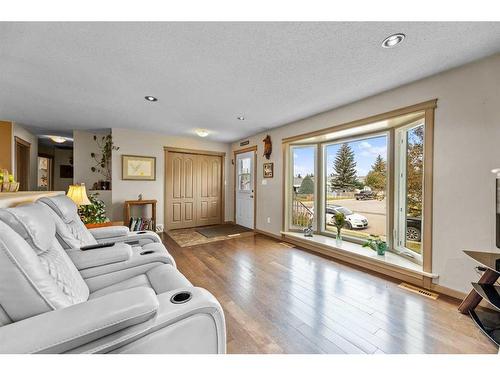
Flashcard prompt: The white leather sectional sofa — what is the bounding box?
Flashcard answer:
[0,196,226,354]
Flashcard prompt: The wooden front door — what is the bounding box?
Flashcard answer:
[197,155,222,226]
[166,151,223,230]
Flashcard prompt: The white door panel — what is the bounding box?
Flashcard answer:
[235,151,254,229]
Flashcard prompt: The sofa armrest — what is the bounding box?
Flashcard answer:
[89,226,130,240]
[95,230,162,246]
[0,287,159,354]
[66,242,133,270]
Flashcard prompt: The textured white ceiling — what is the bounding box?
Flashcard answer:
[1,22,499,142]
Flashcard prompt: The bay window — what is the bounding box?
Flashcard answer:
[284,101,435,269]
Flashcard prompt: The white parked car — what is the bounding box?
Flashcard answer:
[326,205,368,229]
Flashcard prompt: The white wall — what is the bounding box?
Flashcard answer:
[12,123,38,191]
[53,148,73,192]
[230,53,500,294]
[111,128,232,229]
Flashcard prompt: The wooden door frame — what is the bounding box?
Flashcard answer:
[14,136,31,190]
[164,147,226,231]
[233,145,258,229]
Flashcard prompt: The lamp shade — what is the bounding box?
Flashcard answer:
[67,184,91,206]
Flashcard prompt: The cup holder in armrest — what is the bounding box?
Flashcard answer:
[140,250,155,255]
[136,231,147,234]
[170,291,192,304]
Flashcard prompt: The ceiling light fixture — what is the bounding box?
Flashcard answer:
[195,129,209,138]
[145,96,158,102]
[237,116,245,120]
[49,136,66,144]
[381,33,406,48]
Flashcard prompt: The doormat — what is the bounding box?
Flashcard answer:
[167,226,254,247]
[196,224,253,238]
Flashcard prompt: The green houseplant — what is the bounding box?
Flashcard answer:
[362,235,388,256]
[332,212,346,242]
[90,134,119,190]
[78,193,108,224]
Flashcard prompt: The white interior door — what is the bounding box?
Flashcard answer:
[235,151,255,229]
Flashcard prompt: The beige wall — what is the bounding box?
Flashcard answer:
[111,128,232,230]
[12,123,38,191]
[0,121,12,171]
[230,53,500,294]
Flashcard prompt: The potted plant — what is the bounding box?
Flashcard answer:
[332,212,346,243]
[362,235,388,256]
[78,193,108,226]
[90,134,119,190]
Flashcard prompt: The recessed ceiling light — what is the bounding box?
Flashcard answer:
[195,129,209,137]
[237,116,245,120]
[381,33,406,48]
[145,96,158,102]
[49,136,66,143]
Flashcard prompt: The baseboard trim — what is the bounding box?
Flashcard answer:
[253,228,284,241]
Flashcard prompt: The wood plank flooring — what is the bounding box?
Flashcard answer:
[162,232,498,354]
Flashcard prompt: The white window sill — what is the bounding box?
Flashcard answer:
[281,231,437,279]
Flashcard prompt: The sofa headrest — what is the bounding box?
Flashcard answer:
[38,195,78,224]
[0,204,56,254]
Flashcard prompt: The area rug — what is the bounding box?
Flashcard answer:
[167,225,254,247]
[196,223,253,238]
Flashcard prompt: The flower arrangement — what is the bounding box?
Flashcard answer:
[0,169,19,192]
[332,212,346,241]
[362,235,388,256]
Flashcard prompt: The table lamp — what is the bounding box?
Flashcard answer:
[67,183,91,206]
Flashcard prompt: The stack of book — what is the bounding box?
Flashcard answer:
[128,217,153,231]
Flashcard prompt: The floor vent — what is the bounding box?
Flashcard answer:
[398,283,439,300]
[279,242,295,248]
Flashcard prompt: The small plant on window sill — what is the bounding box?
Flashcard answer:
[332,212,346,243]
[362,235,388,256]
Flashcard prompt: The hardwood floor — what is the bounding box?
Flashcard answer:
[162,232,497,354]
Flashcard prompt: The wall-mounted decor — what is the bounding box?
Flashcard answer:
[263,135,272,159]
[240,140,250,147]
[263,162,274,178]
[122,155,156,180]
[60,165,74,179]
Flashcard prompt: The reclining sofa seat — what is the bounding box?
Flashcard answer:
[38,194,162,246]
[0,205,226,354]
[37,195,175,267]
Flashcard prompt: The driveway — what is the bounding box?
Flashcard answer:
[326,198,387,237]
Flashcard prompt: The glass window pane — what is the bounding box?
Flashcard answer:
[239,173,251,191]
[404,124,424,253]
[324,135,388,242]
[291,146,315,228]
[239,158,251,174]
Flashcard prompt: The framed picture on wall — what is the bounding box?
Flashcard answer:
[122,155,156,180]
[263,162,274,178]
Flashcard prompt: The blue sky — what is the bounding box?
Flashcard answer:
[293,135,387,178]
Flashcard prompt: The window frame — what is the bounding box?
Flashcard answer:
[319,131,390,246]
[282,100,436,273]
[289,144,318,232]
